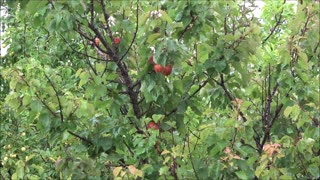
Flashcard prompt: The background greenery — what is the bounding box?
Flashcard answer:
[0,0,319,179]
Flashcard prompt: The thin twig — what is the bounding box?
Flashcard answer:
[218,74,248,122]
[185,80,208,101]
[231,128,238,149]
[260,87,290,151]
[240,139,259,152]
[44,73,64,122]
[80,36,98,76]
[100,0,114,39]
[166,79,209,117]
[90,0,94,24]
[178,12,197,41]
[187,135,199,180]
[19,72,57,117]
[118,1,139,64]
[262,0,286,44]
[67,130,93,145]
[59,33,106,62]
[123,140,134,156]
[84,7,142,119]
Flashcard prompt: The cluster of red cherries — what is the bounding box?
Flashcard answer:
[149,55,172,76]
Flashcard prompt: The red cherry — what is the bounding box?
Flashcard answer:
[114,37,121,44]
[162,65,172,76]
[95,38,100,46]
[149,55,155,65]
[147,121,159,130]
[153,64,164,73]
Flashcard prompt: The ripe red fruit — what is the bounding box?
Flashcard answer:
[162,65,172,76]
[153,64,164,73]
[147,121,159,130]
[114,37,121,44]
[149,55,155,65]
[95,38,100,46]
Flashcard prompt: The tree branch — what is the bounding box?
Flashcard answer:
[262,0,286,44]
[123,140,134,157]
[100,0,114,40]
[166,79,209,117]
[263,64,272,125]
[118,1,139,64]
[185,80,208,101]
[84,7,141,119]
[44,73,64,122]
[187,135,199,180]
[59,33,107,63]
[19,72,57,118]
[240,139,259,152]
[260,87,290,152]
[217,74,248,122]
[178,12,197,41]
[90,0,94,25]
[67,130,93,145]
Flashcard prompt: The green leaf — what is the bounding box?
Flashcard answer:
[159,166,169,175]
[255,160,268,177]
[26,1,47,15]
[173,80,184,94]
[75,68,82,77]
[307,164,320,177]
[38,112,51,132]
[152,114,165,122]
[298,52,308,69]
[176,114,186,136]
[284,106,293,118]
[79,71,89,87]
[30,100,43,112]
[96,63,105,74]
[98,137,113,151]
[23,95,31,106]
[16,160,25,179]
[197,43,211,62]
[139,12,150,26]
[214,61,227,72]
[167,39,177,52]
[159,10,173,24]
[147,33,162,44]
[291,104,301,121]
[235,170,248,180]
[31,164,45,175]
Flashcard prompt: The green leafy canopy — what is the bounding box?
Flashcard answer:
[0,0,319,179]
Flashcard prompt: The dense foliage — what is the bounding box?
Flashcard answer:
[1,0,319,179]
